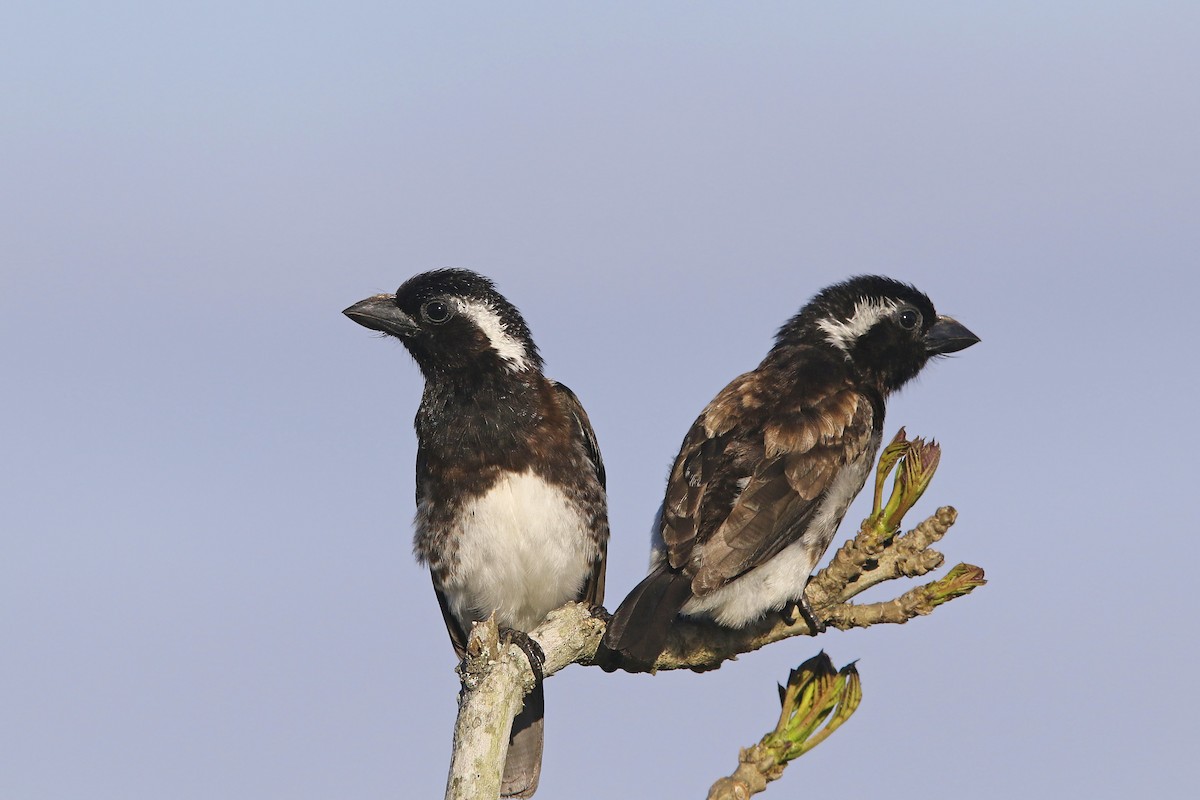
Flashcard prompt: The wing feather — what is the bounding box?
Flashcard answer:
[550,381,607,606]
[551,381,605,489]
[660,371,763,569]
[690,385,875,595]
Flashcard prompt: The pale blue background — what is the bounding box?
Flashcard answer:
[3,2,1197,798]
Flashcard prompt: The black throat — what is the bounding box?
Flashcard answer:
[417,365,545,454]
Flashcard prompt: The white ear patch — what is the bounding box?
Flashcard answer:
[816,298,899,353]
[457,299,532,371]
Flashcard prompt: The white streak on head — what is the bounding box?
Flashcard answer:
[457,299,532,371]
[815,298,899,353]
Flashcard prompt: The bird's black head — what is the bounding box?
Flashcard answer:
[343,268,543,377]
[776,275,979,393]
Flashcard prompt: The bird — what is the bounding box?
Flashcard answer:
[343,268,608,798]
[596,275,978,673]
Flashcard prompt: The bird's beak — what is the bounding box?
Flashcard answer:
[925,315,980,355]
[343,294,420,338]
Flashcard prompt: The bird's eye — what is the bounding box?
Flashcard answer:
[898,308,921,330]
[422,300,452,324]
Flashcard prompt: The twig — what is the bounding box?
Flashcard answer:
[440,430,985,798]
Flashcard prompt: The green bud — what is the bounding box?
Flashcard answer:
[767,652,863,763]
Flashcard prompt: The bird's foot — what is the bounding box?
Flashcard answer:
[587,603,612,624]
[783,595,826,635]
[500,628,545,682]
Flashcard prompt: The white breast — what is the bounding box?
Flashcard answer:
[442,471,594,632]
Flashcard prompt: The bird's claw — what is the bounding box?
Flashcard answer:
[784,596,826,635]
[501,628,545,682]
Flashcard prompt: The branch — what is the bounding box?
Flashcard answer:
[441,429,985,798]
[643,510,982,671]
[445,618,524,800]
[444,608,608,800]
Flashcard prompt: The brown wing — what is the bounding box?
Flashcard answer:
[686,383,876,595]
[418,444,472,657]
[551,381,605,489]
[550,381,607,606]
[433,575,470,660]
[579,536,607,607]
[659,370,766,570]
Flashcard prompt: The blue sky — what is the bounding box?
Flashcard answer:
[3,3,1197,798]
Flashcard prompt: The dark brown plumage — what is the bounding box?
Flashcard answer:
[597,275,978,672]
[344,269,608,796]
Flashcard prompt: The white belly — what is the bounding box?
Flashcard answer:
[679,441,877,627]
[680,535,827,626]
[443,471,593,632]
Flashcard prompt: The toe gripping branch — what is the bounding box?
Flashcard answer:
[500,628,546,684]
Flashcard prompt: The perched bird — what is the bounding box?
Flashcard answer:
[596,275,978,672]
[343,269,608,798]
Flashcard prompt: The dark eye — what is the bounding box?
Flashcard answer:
[898,308,921,330]
[422,300,452,324]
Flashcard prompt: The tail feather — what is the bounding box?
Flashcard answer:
[595,566,693,673]
[500,679,544,798]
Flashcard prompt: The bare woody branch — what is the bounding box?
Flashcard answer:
[442,431,986,799]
